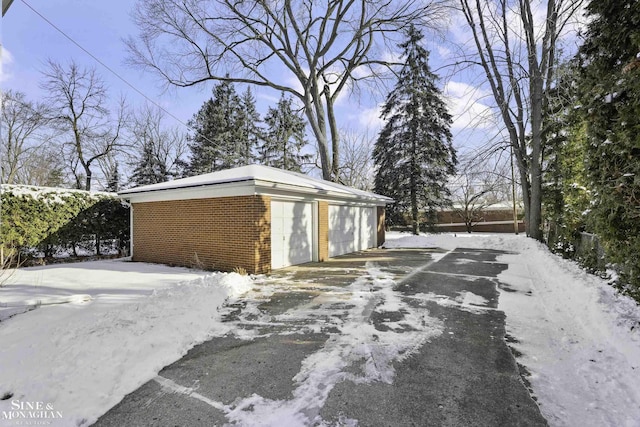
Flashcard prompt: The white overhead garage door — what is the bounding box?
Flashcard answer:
[329,205,376,258]
[271,200,314,269]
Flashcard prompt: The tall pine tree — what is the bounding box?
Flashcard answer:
[577,0,640,294]
[106,162,121,192]
[130,141,169,186]
[237,87,262,166]
[260,93,310,172]
[373,25,456,235]
[185,80,248,175]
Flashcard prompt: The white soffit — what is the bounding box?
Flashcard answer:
[120,180,255,203]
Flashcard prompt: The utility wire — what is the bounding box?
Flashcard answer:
[20,0,195,133]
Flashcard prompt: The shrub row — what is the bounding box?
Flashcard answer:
[1,185,130,261]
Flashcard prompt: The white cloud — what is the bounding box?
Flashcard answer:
[0,46,14,82]
[382,49,403,65]
[255,88,281,105]
[444,80,495,131]
[355,104,384,132]
[434,44,454,60]
[343,80,496,137]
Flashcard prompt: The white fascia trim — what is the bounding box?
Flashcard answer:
[254,180,390,206]
[118,178,392,206]
[120,181,255,203]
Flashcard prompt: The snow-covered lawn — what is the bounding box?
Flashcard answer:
[0,259,252,426]
[386,232,640,427]
[1,233,639,426]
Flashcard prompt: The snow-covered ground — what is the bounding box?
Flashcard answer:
[0,259,252,426]
[1,233,639,426]
[386,232,640,427]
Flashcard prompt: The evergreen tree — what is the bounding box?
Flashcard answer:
[129,104,189,182]
[44,167,65,188]
[260,93,310,172]
[106,162,121,192]
[237,87,262,166]
[185,80,246,175]
[577,0,640,295]
[130,141,169,186]
[541,64,591,255]
[373,25,456,234]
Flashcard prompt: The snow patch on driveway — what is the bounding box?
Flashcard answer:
[406,291,494,315]
[223,262,443,426]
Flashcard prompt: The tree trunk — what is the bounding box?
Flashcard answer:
[528,48,545,241]
[410,148,418,235]
[529,159,543,240]
[518,167,532,237]
[411,186,418,235]
[303,95,332,181]
[85,169,92,191]
[325,87,340,181]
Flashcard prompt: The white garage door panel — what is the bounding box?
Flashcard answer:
[329,205,376,257]
[359,207,376,249]
[328,205,355,257]
[271,200,313,269]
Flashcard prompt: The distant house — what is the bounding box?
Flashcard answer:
[435,201,525,233]
[119,165,391,274]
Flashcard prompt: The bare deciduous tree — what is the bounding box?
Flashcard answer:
[450,151,518,232]
[457,0,584,240]
[125,0,449,181]
[0,90,51,184]
[96,151,122,191]
[128,104,188,182]
[19,148,65,187]
[337,129,374,191]
[41,60,126,190]
[453,179,491,233]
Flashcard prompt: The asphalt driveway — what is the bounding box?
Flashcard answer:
[95,248,546,426]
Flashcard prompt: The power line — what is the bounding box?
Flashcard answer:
[19,0,195,133]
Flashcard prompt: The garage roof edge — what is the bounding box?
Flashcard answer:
[119,164,392,204]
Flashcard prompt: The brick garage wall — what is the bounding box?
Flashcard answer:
[435,221,525,234]
[377,206,386,246]
[318,201,329,262]
[132,195,271,274]
[437,208,521,224]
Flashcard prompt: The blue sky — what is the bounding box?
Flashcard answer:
[1,0,506,165]
[2,0,216,125]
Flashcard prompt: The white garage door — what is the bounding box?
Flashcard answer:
[329,205,376,257]
[271,200,314,269]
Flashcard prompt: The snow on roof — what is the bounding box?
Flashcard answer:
[119,164,392,203]
[1,184,116,205]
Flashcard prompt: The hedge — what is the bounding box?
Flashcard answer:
[0,185,130,261]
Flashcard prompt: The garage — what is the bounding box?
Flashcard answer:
[119,164,391,274]
[328,205,376,257]
[271,200,314,269]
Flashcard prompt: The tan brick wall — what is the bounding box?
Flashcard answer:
[132,195,271,274]
[377,206,386,247]
[435,221,525,233]
[436,208,522,224]
[318,201,329,262]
